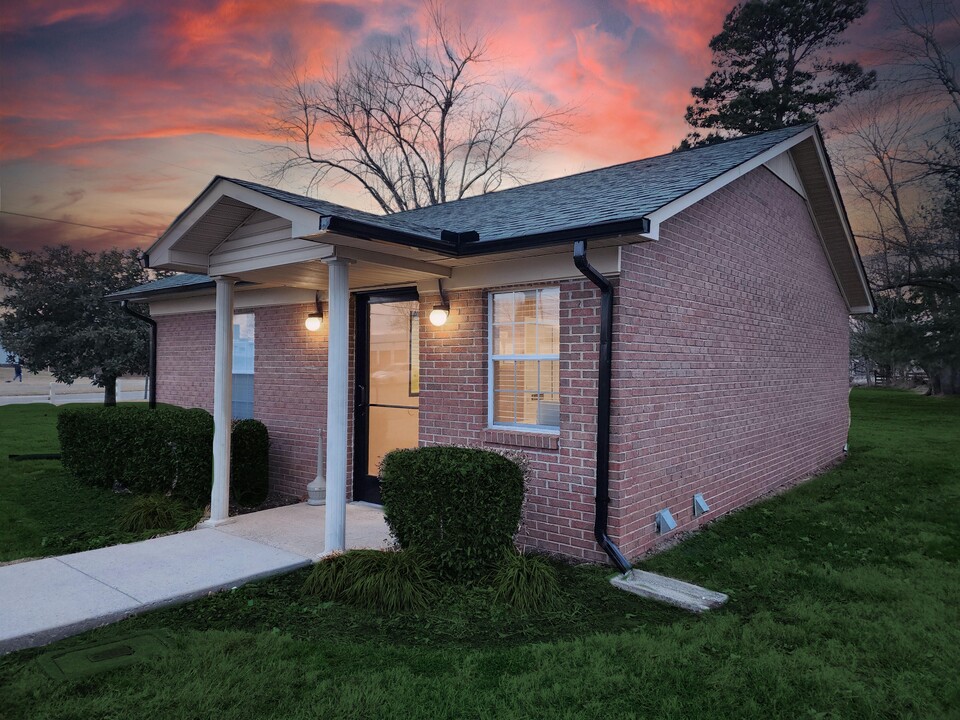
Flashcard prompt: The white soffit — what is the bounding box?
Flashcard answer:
[148,178,324,272]
[763,152,806,197]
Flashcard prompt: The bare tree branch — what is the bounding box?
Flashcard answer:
[267,1,572,213]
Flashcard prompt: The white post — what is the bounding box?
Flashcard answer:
[49,382,55,404]
[323,257,351,553]
[207,276,236,526]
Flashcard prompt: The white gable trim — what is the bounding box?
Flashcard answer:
[148,178,325,272]
[642,126,818,239]
[640,126,873,314]
[764,152,805,197]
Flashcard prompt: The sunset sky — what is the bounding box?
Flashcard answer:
[0,0,918,254]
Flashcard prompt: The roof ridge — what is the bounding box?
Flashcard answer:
[218,124,814,224]
[392,123,816,219]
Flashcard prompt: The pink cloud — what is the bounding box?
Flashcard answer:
[0,0,915,253]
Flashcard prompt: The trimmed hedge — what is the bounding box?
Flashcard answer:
[58,405,268,507]
[380,446,524,578]
[231,419,269,506]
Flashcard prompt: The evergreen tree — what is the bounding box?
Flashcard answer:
[682,0,875,148]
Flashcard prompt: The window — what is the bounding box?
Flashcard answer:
[232,313,255,419]
[489,287,560,430]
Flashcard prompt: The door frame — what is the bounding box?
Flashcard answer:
[352,287,420,504]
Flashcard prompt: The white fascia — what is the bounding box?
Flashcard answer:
[148,178,325,271]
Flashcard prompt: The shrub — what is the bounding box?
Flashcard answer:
[380,446,525,578]
[302,549,437,613]
[492,549,560,613]
[120,495,196,533]
[57,405,268,507]
[231,419,269,506]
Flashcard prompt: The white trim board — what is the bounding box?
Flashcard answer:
[643,126,818,239]
[149,286,318,316]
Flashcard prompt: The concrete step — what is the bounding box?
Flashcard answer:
[610,569,728,613]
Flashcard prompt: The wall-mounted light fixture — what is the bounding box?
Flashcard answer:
[305,291,324,332]
[429,281,450,326]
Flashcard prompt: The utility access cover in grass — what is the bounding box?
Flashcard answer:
[37,632,172,681]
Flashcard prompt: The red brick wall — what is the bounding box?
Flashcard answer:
[418,283,608,563]
[156,311,215,411]
[610,166,850,559]
[152,164,850,564]
[155,301,354,501]
[251,303,328,498]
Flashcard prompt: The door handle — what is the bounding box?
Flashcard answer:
[356,384,366,409]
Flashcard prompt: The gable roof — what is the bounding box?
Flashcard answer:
[390,124,814,244]
[130,123,872,312]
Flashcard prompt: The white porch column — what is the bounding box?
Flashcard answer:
[323,258,352,554]
[207,276,236,526]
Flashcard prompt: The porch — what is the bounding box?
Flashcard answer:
[215,502,391,558]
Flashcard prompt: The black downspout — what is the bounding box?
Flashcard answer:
[121,301,157,409]
[573,240,633,574]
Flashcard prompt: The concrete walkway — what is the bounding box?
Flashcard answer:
[0,503,391,654]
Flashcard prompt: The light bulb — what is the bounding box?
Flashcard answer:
[305,313,322,331]
[429,306,449,326]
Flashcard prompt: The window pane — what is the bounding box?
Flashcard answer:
[493,292,519,323]
[516,291,537,321]
[542,359,560,394]
[539,287,560,323]
[537,322,559,355]
[493,360,518,390]
[538,393,560,427]
[493,324,514,356]
[369,301,419,406]
[493,391,517,425]
[232,313,255,420]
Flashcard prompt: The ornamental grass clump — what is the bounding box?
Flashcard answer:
[492,549,561,613]
[120,495,196,534]
[303,549,438,613]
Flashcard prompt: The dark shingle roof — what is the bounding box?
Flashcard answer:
[392,124,812,242]
[106,273,213,301]
[227,124,813,245]
[119,125,815,300]
[224,178,446,240]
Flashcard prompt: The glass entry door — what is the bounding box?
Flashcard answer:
[353,290,420,504]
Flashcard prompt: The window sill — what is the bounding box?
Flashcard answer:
[483,428,559,451]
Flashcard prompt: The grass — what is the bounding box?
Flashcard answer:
[0,403,200,562]
[2,389,959,719]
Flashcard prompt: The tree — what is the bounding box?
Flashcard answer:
[0,245,155,405]
[681,0,875,148]
[837,2,960,394]
[270,2,570,213]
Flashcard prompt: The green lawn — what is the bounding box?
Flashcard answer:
[0,404,157,561]
[2,389,959,719]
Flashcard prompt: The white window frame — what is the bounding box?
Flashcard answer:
[487,288,561,434]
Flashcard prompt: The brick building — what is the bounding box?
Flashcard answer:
[111,124,873,567]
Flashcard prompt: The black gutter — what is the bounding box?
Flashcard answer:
[457,217,650,257]
[322,216,460,255]
[316,214,652,258]
[573,239,633,574]
[121,301,157,409]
